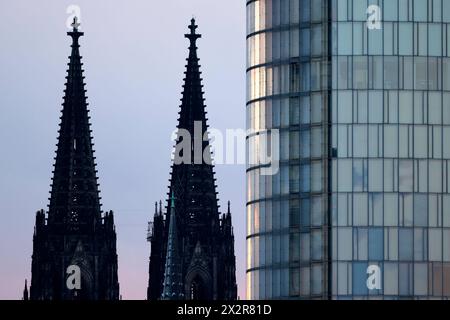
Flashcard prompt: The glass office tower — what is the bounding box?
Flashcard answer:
[246,0,450,299]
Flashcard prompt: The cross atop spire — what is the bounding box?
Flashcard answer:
[68,16,83,43]
[71,16,80,31]
[185,18,201,46]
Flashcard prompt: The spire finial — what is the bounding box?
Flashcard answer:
[71,16,80,31]
[227,201,231,214]
[23,279,29,301]
[68,16,83,41]
[185,18,201,46]
[154,201,158,214]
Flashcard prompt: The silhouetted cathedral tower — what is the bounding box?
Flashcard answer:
[147,19,237,300]
[29,18,119,300]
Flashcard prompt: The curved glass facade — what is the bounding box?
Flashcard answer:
[247,0,450,299]
[246,0,331,299]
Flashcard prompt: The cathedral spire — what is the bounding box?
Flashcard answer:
[161,193,184,300]
[170,18,218,217]
[47,16,101,229]
[23,279,29,301]
[185,18,201,48]
[177,18,208,138]
[29,21,119,300]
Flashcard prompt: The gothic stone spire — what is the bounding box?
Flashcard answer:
[29,19,119,300]
[148,19,237,301]
[47,17,101,231]
[161,193,184,300]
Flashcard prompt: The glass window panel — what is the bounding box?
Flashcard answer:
[311,127,322,157]
[311,264,323,295]
[433,0,442,22]
[337,0,347,21]
[337,262,350,295]
[429,160,442,193]
[399,91,413,124]
[338,159,353,192]
[311,25,322,56]
[414,0,427,21]
[399,23,413,55]
[384,56,399,89]
[399,125,409,158]
[353,194,368,226]
[398,0,409,21]
[338,22,352,55]
[312,229,323,260]
[300,267,310,296]
[402,193,414,227]
[311,93,322,123]
[414,194,428,227]
[352,262,368,296]
[354,125,368,157]
[300,233,310,262]
[353,0,367,20]
[414,126,427,158]
[415,58,428,90]
[444,230,450,262]
[383,0,398,21]
[300,130,311,158]
[444,195,450,227]
[429,24,442,56]
[338,91,352,123]
[368,91,383,123]
[357,91,368,123]
[290,233,300,261]
[418,23,428,56]
[368,125,379,158]
[403,57,414,89]
[384,194,398,226]
[356,228,368,260]
[369,29,383,55]
[370,193,383,226]
[368,228,383,260]
[384,125,398,157]
[414,228,427,261]
[353,159,367,192]
[399,229,413,260]
[311,196,323,226]
[384,159,395,192]
[301,198,310,227]
[353,22,363,55]
[429,229,443,261]
[354,56,368,89]
[369,159,383,191]
[444,59,450,91]
[429,92,442,125]
[337,193,350,226]
[414,263,428,296]
[384,263,398,295]
[399,263,413,295]
[399,160,413,192]
[300,164,310,192]
[444,0,450,22]
[338,227,353,260]
[300,28,310,56]
[387,227,399,260]
[338,56,349,89]
[384,22,395,55]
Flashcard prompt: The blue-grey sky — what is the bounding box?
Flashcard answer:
[0,0,246,299]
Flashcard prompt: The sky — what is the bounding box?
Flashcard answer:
[0,0,246,299]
